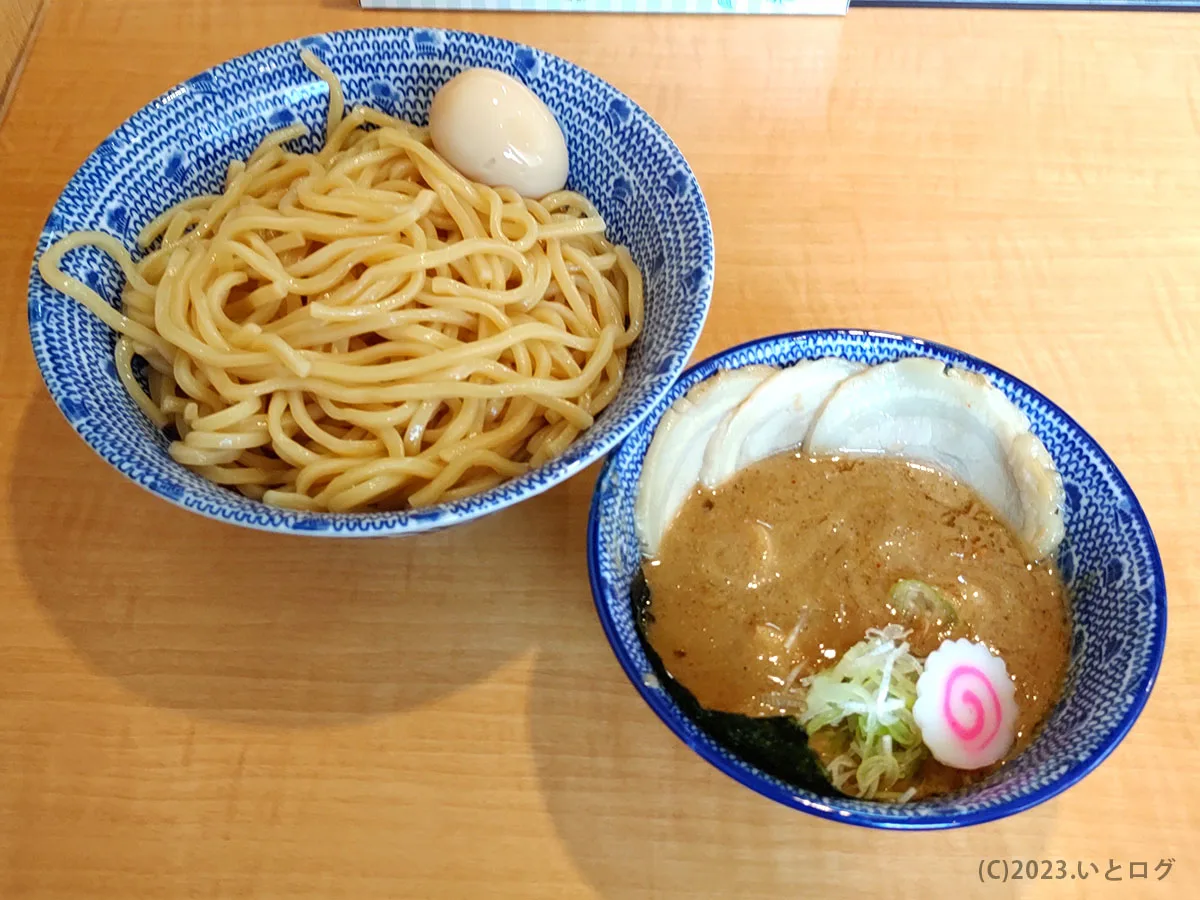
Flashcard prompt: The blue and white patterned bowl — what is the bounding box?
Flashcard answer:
[27,28,712,535]
[588,329,1166,830]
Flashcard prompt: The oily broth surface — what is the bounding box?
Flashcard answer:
[643,454,1069,793]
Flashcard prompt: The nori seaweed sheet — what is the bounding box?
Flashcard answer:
[630,569,837,798]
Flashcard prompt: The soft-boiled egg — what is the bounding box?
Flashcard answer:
[429,68,569,200]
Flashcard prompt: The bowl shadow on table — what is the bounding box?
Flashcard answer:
[526,605,1058,899]
[10,396,579,728]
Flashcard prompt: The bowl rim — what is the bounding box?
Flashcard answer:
[27,25,713,536]
[587,327,1167,830]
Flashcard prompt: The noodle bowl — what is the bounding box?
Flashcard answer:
[37,51,644,513]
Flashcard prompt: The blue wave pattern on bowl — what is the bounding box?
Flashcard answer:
[588,330,1166,829]
[27,28,712,535]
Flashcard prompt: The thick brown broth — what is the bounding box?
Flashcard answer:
[643,453,1069,794]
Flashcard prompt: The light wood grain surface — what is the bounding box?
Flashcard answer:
[0,0,43,114]
[1,1,1197,897]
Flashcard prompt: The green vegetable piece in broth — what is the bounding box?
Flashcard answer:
[890,579,957,626]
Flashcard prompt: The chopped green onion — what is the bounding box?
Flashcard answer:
[798,624,928,799]
[891,579,958,626]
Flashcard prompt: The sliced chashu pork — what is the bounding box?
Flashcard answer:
[804,357,1065,560]
[699,357,865,489]
[635,366,776,558]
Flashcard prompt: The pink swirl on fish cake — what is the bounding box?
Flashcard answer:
[942,665,1003,749]
[913,637,1019,770]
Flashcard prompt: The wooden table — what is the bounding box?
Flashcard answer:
[1,1,1197,897]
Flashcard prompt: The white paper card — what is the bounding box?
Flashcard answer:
[360,0,847,15]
